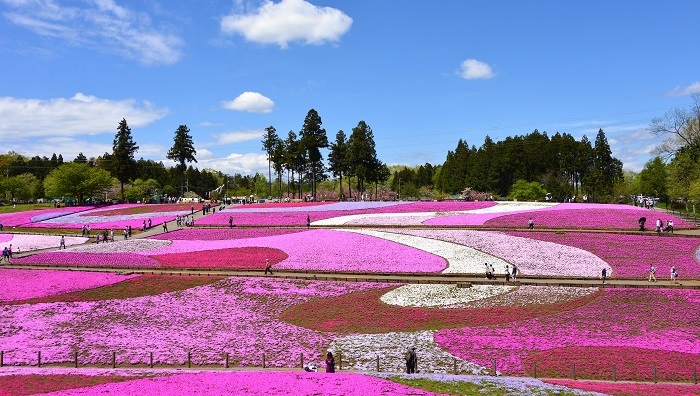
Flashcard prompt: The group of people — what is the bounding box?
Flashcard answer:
[1,244,12,262]
[655,218,674,234]
[303,351,336,373]
[485,263,517,282]
[176,215,194,227]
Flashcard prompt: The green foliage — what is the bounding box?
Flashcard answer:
[167,125,197,174]
[124,178,161,202]
[43,162,115,203]
[1,173,41,201]
[112,118,139,201]
[510,179,547,201]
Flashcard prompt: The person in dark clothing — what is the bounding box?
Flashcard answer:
[325,351,335,373]
[264,258,273,275]
[405,347,417,374]
[602,268,607,284]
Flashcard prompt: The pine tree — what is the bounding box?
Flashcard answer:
[112,118,139,201]
[167,125,197,197]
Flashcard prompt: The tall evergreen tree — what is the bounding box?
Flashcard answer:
[347,121,378,196]
[167,125,197,197]
[261,126,279,198]
[299,109,328,200]
[328,130,349,199]
[112,119,139,201]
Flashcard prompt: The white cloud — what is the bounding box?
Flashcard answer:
[222,92,274,113]
[2,0,183,65]
[459,59,494,80]
[197,152,269,175]
[220,0,352,48]
[213,129,265,145]
[667,81,700,97]
[0,93,167,138]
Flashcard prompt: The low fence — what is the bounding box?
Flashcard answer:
[1,350,699,384]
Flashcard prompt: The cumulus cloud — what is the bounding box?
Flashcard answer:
[214,129,265,144]
[196,152,269,176]
[667,81,700,97]
[459,59,495,80]
[2,0,183,65]
[222,92,275,113]
[220,0,352,48]
[0,93,167,138]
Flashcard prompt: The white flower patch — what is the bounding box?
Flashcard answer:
[380,284,514,308]
[37,210,188,225]
[342,229,509,274]
[68,239,171,254]
[329,330,490,375]
[5,234,87,252]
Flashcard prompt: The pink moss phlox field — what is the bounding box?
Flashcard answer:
[149,228,305,241]
[21,204,192,230]
[484,203,696,230]
[0,206,93,227]
[89,204,195,216]
[34,372,443,396]
[435,288,700,376]
[387,229,608,276]
[0,278,388,367]
[151,247,287,269]
[504,231,700,278]
[146,229,447,273]
[0,269,138,302]
[12,252,161,268]
[199,201,497,226]
[546,379,700,396]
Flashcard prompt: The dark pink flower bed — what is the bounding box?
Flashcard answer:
[524,346,700,382]
[13,252,160,268]
[149,228,306,241]
[151,247,287,269]
[485,206,696,230]
[503,231,700,278]
[546,379,700,396]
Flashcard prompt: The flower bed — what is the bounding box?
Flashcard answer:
[503,231,700,278]
[0,206,93,227]
[546,379,700,396]
[281,286,603,334]
[89,204,196,216]
[386,229,610,277]
[23,372,444,396]
[483,203,696,230]
[434,288,700,380]
[423,202,557,226]
[151,247,287,269]
[13,252,161,268]
[200,201,497,226]
[0,269,138,302]
[148,228,305,241]
[2,275,223,306]
[0,234,87,253]
[0,278,387,367]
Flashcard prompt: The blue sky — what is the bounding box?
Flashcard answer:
[1,0,699,176]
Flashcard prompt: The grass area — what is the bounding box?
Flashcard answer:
[0,374,144,396]
[387,376,585,396]
[0,202,54,214]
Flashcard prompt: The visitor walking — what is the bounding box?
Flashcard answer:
[264,258,273,275]
[648,265,657,282]
[528,218,534,230]
[511,265,518,282]
[59,235,66,250]
[601,268,607,284]
[405,347,417,374]
[671,266,678,284]
[325,351,336,373]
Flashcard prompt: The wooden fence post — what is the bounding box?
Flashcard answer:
[1,351,4,367]
[300,353,304,369]
[263,353,266,369]
[493,359,497,376]
[533,361,536,378]
[338,351,342,371]
[150,352,153,368]
[187,351,191,368]
[613,365,616,382]
[38,351,41,367]
[112,351,115,369]
[74,351,78,368]
[694,366,697,384]
[225,352,229,369]
[376,355,380,372]
[453,357,457,374]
